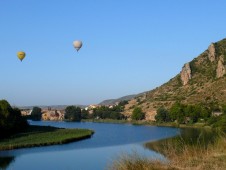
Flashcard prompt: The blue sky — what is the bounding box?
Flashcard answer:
[0,0,226,106]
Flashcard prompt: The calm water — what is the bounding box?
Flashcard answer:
[0,121,179,170]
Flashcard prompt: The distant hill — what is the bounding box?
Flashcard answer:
[99,94,139,105]
[122,38,226,120]
[18,105,88,110]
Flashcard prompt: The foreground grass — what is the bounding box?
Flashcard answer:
[109,131,226,170]
[0,125,94,150]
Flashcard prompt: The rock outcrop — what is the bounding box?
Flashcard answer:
[208,43,216,62]
[216,55,226,78]
[180,63,192,85]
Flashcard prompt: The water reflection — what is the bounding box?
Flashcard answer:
[144,127,216,157]
[0,121,179,170]
[0,156,15,170]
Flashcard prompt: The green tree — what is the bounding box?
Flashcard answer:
[191,105,201,122]
[30,107,42,121]
[169,102,185,123]
[0,100,28,139]
[208,114,226,132]
[91,106,125,120]
[65,106,81,121]
[131,107,145,120]
[81,109,89,119]
[155,107,170,122]
[184,105,201,123]
[110,112,125,120]
[200,106,211,120]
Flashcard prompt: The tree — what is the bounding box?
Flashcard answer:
[81,109,89,119]
[184,105,202,123]
[91,106,125,120]
[208,114,226,132]
[155,107,170,122]
[200,106,211,120]
[131,107,145,120]
[30,107,42,121]
[110,112,125,120]
[169,102,185,123]
[191,105,201,123]
[0,100,28,139]
[64,106,81,121]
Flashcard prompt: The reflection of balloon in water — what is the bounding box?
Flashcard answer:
[17,51,26,61]
[73,40,82,51]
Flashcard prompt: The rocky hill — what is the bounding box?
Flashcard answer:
[122,38,226,120]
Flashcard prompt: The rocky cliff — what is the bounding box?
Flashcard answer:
[122,38,226,120]
[180,63,192,85]
[217,55,226,78]
[208,43,216,62]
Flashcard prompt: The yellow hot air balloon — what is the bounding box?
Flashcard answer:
[17,51,26,61]
[73,40,82,51]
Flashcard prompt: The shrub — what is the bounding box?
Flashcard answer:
[131,107,145,120]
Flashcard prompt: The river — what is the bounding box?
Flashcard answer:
[0,121,179,170]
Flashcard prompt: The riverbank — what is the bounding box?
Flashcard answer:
[0,125,94,151]
[109,129,226,170]
[82,118,211,129]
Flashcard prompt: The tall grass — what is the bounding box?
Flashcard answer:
[109,131,226,170]
[108,152,173,170]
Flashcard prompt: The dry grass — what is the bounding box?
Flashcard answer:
[159,135,226,170]
[109,134,226,170]
[108,152,175,170]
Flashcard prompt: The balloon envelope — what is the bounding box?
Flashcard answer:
[73,40,82,51]
[17,51,26,61]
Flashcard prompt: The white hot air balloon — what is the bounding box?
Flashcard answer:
[73,40,83,51]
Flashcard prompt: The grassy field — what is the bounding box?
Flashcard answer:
[109,130,226,170]
[0,125,94,150]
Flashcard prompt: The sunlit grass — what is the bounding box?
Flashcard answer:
[0,125,94,150]
[109,132,226,170]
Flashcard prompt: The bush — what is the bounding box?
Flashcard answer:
[155,107,170,122]
[209,114,226,132]
[131,107,145,120]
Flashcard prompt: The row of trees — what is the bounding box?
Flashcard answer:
[83,101,129,120]
[0,100,28,139]
[155,102,226,126]
[89,105,125,120]
[23,100,145,122]
[58,105,125,122]
[63,105,146,121]
[25,106,83,122]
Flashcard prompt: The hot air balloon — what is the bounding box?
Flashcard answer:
[73,40,82,51]
[17,51,26,61]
